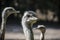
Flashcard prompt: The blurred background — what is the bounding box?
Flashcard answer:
[0,0,60,40]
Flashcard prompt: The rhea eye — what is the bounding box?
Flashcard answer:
[27,15,30,17]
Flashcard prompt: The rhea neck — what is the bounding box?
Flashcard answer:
[40,32,44,40]
[22,17,32,29]
[22,16,34,40]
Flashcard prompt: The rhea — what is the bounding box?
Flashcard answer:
[0,7,19,40]
[35,25,46,40]
[21,11,38,40]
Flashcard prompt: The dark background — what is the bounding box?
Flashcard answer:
[0,0,60,40]
[0,0,60,28]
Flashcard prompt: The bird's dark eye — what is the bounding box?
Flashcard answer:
[27,15,30,17]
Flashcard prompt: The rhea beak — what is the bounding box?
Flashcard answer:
[8,10,20,13]
[27,17,38,23]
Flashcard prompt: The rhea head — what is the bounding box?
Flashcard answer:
[22,11,38,26]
